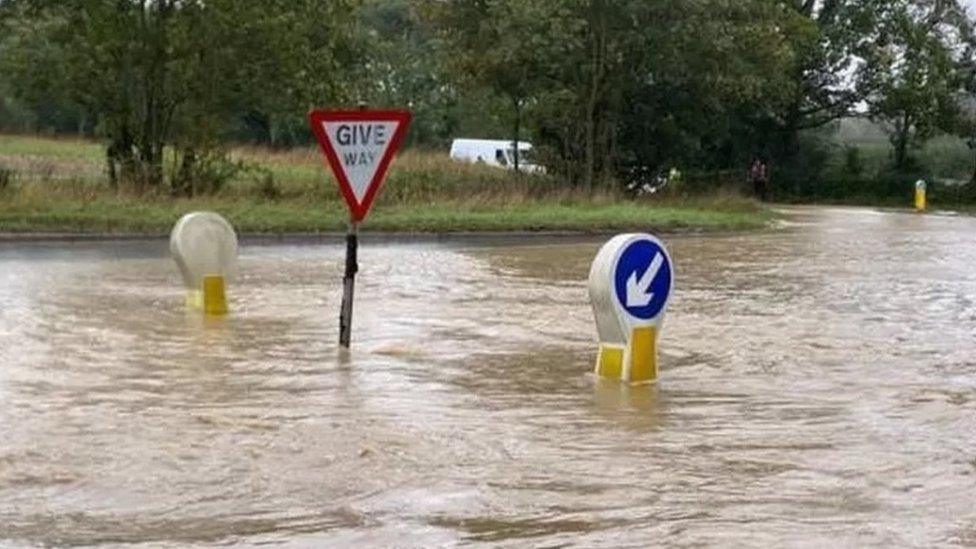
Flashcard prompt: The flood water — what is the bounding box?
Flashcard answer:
[1,206,975,547]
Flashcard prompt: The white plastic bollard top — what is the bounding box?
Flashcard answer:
[588,234,632,347]
[170,211,238,291]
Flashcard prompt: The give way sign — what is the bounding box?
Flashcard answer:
[308,109,412,221]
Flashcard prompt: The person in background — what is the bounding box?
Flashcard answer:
[749,158,768,201]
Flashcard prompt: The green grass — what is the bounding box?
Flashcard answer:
[0,134,103,161]
[0,133,772,234]
[0,196,770,234]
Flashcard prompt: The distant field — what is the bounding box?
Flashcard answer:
[0,134,771,234]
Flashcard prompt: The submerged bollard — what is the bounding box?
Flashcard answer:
[915,179,927,212]
[170,212,238,316]
[588,234,673,384]
[202,275,229,316]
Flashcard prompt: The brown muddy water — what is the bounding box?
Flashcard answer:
[0,207,974,547]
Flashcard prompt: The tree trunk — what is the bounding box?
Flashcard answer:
[512,95,521,174]
[106,123,135,192]
[971,149,976,184]
[894,113,911,170]
[583,4,607,193]
[774,103,803,196]
[894,135,908,170]
[107,150,118,191]
[599,111,614,189]
[584,88,596,191]
[173,147,196,197]
[135,0,174,190]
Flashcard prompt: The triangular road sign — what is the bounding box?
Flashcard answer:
[308,109,412,221]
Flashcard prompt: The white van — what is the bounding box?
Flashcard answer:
[449,139,544,173]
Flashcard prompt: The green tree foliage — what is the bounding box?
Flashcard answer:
[0,0,357,194]
[739,0,891,190]
[432,0,798,188]
[776,2,890,131]
[612,1,798,174]
[866,0,974,170]
[354,0,459,148]
[3,0,976,193]
[427,0,574,173]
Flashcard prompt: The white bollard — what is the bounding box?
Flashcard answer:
[588,234,674,384]
[170,212,238,315]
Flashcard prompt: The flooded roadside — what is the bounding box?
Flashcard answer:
[0,207,974,547]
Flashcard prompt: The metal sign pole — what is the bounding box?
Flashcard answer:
[339,220,359,348]
[308,106,411,349]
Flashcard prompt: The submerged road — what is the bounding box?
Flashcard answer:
[0,207,974,547]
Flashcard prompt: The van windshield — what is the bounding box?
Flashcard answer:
[507,148,536,165]
[494,149,508,166]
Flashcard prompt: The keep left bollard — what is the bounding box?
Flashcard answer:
[588,234,674,384]
[170,212,238,316]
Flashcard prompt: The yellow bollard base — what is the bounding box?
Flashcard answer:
[186,289,204,310]
[596,344,624,380]
[915,190,926,212]
[629,326,658,384]
[202,275,229,316]
[595,327,658,384]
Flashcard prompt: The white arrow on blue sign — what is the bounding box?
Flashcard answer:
[613,238,673,321]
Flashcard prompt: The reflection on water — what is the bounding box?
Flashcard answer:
[1,207,975,547]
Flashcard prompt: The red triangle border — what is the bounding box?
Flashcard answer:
[308,109,412,222]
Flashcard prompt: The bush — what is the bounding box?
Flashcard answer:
[930,180,976,204]
[774,132,833,198]
[252,168,280,201]
[674,169,746,196]
[172,149,243,196]
[843,145,864,176]
[0,164,14,190]
[811,174,913,203]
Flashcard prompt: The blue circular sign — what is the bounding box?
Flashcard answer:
[613,239,672,320]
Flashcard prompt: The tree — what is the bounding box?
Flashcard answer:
[531,0,798,188]
[867,0,973,170]
[433,0,796,187]
[776,1,890,131]
[614,0,798,173]
[354,0,459,148]
[746,0,894,191]
[0,0,357,193]
[428,0,573,174]
[0,4,90,134]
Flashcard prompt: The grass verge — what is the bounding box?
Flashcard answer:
[0,196,771,234]
[0,134,772,235]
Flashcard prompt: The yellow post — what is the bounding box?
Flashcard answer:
[915,180,927,212]
[202,275,228,316]
[594,328,657,384]
[596,344,624,380]
[629,326,658,384]
[186,290,203,310]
